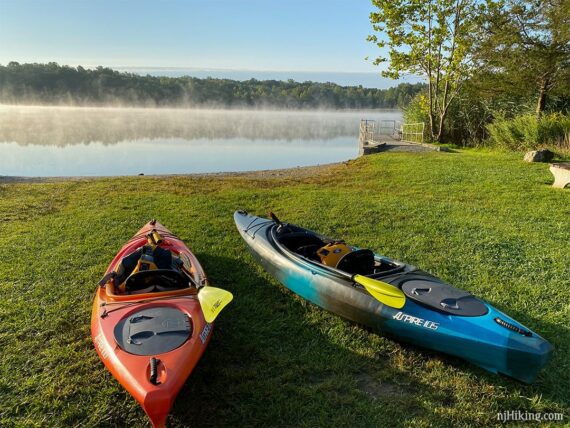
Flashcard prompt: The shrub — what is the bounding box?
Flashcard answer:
[486,113,570,151]
[403,90,497,146]
[403,93,431,143]
[443,95,494,147]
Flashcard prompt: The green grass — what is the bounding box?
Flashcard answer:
[0,151,568,427]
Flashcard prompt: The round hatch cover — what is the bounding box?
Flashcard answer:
[114,307,192,356]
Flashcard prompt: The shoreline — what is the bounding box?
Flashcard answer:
[0,103,402,114]
[0,161,350,184]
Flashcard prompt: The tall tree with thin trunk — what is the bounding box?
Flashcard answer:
[368,0,482,142]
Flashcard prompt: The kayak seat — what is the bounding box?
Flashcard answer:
[115,245,175,286]
[278,232,326,255]
[337,249,375,275]
[125,269,189,295]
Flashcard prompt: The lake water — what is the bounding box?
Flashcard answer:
[0,105,402,177]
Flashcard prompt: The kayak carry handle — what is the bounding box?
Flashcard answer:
[147,229,163,247]
[494,317,532,337]
[269,211,283,232]
[149,357,160,385]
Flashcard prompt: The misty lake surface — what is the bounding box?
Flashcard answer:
[0,106,402,177]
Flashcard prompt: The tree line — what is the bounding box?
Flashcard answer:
[0,62,423,109]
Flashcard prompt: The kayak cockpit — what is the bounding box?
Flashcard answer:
[274,228,404,277]
[273,223,488,317]
[103,274,196,302]
[99,227,200,300]
[103,250,194,297]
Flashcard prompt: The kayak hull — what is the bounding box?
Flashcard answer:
[234,211,552,384]
[91,221,214,427]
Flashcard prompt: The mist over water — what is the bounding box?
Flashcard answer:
[0,105,402,176]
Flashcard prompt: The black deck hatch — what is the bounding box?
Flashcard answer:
[114,307,192,355]
[400,277,488,317]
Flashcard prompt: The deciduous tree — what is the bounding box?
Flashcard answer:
[368,0,483,142]
[476,0,570,117]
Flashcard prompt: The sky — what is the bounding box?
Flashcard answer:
[0,0,417,88]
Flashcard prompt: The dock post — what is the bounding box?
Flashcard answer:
[359,120,376,156]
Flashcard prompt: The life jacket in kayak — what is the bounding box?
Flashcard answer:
[316,242,353,267]
[316,242,376,275]
[112,229,183,292]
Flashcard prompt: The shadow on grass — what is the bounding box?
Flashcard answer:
[439,146,460,153]
[167,253,564,426]
[94,255,568,427]
[167,254,435,427]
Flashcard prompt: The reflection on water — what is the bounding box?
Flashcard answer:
[0,105,402,176]
[1,138,357,176]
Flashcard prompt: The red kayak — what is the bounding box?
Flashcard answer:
[91,220,232,427]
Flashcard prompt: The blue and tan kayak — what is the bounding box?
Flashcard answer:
[233,211,552,383]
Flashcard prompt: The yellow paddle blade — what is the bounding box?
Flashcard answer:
[198,286,234,323]
[353,274,406,309]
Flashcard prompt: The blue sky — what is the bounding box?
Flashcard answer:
[0,0,413,87]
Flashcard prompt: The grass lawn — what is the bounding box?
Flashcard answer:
[0,150,568,427]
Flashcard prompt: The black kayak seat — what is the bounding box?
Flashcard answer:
[125,269,189,294]
[115,245,175,286]
[400,277,488,317]
[337,249,375,275]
